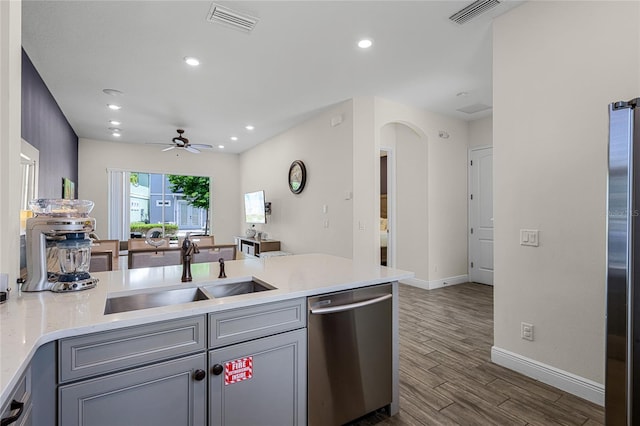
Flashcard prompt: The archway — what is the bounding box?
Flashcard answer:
[379,122,428,280]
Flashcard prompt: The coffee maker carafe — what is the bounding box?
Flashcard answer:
[23,199,99,292]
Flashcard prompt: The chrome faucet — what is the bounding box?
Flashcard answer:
[181,234,199,282]
[218,258,226,279]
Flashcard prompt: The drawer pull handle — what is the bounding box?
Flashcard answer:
[1,400,24,426]
[193,369,207,381]
[211,364,224,376]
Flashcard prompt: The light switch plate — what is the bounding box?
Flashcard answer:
[520,229,539,247]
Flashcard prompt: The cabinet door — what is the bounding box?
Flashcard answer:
[59,353,207,426]
[209,328,306,426]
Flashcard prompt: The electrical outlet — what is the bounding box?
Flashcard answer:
[521,322,534,341]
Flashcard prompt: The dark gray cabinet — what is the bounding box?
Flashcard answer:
[0,368,31,426]
[59,353,207,426]
[208,328,307,426]
[1,341,56,426]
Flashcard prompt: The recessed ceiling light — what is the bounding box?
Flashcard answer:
[245,125,254,131]
[184,56,200,66]
[109,120,121,126]
[102,88,124,96]
[112,132,121,137]
[107,104,121,110]
[218,145,225,149]
[108,127,122,132]
[230,136,238,141]
[358,39,373,49]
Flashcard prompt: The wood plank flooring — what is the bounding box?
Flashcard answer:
[352,283,604,426]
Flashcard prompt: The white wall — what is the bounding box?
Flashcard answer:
[469,116,492,148]
[373,97,469,284]
[352,97,378,264]
[381,123,429,280]
[493,0,640,388]
[239,101,354,257]
[0,0,22,284]
[240,96,469,282]
[78,139,241,244]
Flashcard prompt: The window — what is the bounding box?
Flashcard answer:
[108,170,210,240]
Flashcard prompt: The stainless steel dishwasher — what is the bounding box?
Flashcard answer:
[308,283,393,425]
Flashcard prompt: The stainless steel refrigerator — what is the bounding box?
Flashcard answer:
[607,97,640,425]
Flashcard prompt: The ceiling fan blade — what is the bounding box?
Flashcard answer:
[162,146,176,152]
[185,146,200,154]
[191,144,213,149]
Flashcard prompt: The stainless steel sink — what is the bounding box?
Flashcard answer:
[104,287,210,314]
[202,280,273,298]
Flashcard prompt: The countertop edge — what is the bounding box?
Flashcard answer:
[0,256,413,406]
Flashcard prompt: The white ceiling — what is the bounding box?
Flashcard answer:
[21,0,523,154]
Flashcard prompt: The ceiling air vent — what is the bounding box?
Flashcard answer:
[457,103,493,114]
[206,3,258,33]
[449,0,501,25]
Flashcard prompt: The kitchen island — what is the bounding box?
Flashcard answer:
[0,254,413,425]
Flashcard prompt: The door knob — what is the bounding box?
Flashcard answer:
[211,364,224,375]
[193,369,206,381]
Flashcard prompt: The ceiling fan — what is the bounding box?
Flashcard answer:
[156,129,213,154]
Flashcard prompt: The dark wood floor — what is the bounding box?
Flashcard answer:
[353,283,604,426]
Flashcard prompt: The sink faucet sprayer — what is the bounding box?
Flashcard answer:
[218,258,226,279]
[181,233,200,282]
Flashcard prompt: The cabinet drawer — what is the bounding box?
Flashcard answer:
[1,367,32,426]
[59,315,206,383]
[209,298,305,348]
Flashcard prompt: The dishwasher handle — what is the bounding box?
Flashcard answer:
[310,293,392,315]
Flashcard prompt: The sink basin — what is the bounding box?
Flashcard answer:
[202,280,274,298]
[104,287,209,314]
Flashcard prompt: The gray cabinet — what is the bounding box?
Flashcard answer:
[59,353,207,426]
[1,341,56,426]
[59,316,206,382]
[55,300,308,426]
[0,367,32,426]
[208,298,305,348]
[58,316,207,426]
[208,328,307,426]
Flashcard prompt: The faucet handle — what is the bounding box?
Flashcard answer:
[218,257,226,278]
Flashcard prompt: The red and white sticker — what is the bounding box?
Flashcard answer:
[224,356,253,385]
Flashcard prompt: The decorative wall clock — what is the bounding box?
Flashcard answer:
[288,160,306,194]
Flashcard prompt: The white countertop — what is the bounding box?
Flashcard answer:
[0,253,413,406]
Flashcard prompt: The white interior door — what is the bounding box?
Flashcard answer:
[469,147,493,285]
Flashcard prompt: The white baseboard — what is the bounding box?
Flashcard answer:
[400,274,468,290]
[491,346,604,406]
